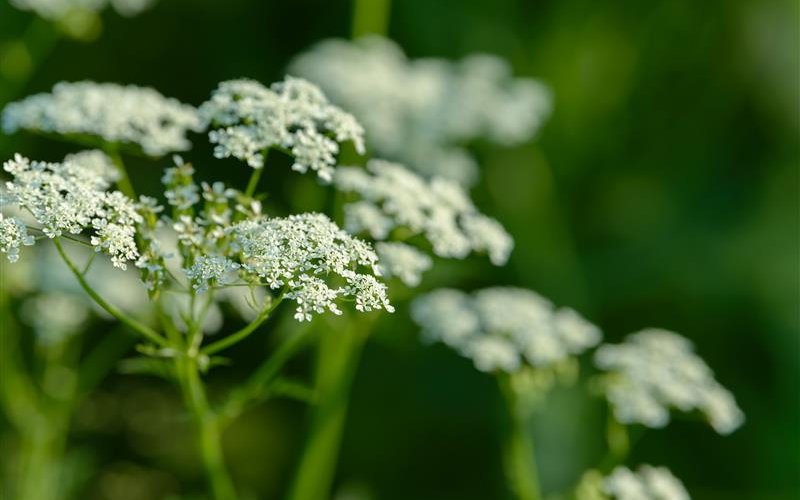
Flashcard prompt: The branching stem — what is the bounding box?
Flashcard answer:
[54,238,166,347]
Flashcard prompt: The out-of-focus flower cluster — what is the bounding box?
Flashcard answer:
[291,36,552,185]
[334,159,513,285]
[577,465,690,500]
[10,0,156,19]
[411,287,601,373]
[199,77,365,182]
[2,82,202,156]
[2,154,141,268]
[595,329,744,434]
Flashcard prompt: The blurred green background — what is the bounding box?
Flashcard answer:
[0,0,798,499]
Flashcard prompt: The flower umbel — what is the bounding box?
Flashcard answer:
[3,154,142,269]
[200,77,365,182]
[334,159,514,270]
[2,81,202,156]
[291,36,552,184]
[412,287,601,373]
[230,213,393,321]
[594,328,745,434]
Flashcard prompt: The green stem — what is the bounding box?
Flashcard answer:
[597,410,630,472]
[499,374,542,500]
[53,238,166,347]
[16,423,69,500]
[201,294,283,356]
[287,319,370,500]
[104,147,137,199]
[244,167,264,199]
[176,355,238,500]
[351,0,392,38]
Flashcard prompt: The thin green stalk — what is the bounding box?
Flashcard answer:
[16,423,69,500]
[597,410,631,472]
[351,0,392,38]
[176,355,238,500]
[75,328,137,400]
[244,167,264,199]
[287,319,370,500]
[53,238,166,347]
[499,374,542,500]
[103,147,137,199]
[201,294,283,356]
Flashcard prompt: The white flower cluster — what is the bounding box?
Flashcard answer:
[594,329,744,434]
[411,287,601,373]
[2,82,202,156]
[184,255,240,293]
[2,154,141,269]
[0,213,35,262]
[603,465,690,500]
[11,0,156,19]
[335,159,513,267]
[375,242,432,287]
[64,149,120,182]
[230,213,393,321]
[199,77,365,182]
[291,36,552,185]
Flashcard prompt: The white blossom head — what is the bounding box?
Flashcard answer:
[602,465,690,500]
[199,77,365,182]
[2,154,142,269]
[11,0,157,20]
[291,36,552,185]
[2,82,202,156]
[411,287,601,374]
[594,328,744,434]
[229,213,392,321]
[375,242,432,287]
[0,213,35,263]
[63,149,121,182]
[334,159,513,277]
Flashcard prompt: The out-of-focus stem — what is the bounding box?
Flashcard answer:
[351,0,391,38]
[244,149,268,199]
[598,409,631,472]
[220,327,314,425]
[244,167,264,199]
[287,319,370,500]
[176,353,238,500]
[104,147,137,199]
[499,374,542,500]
